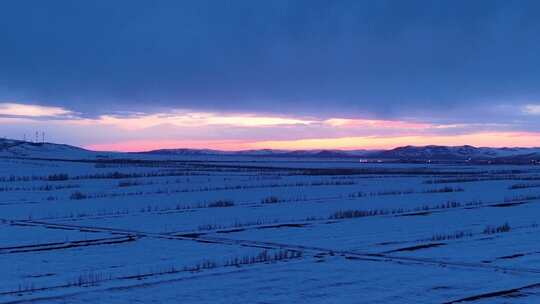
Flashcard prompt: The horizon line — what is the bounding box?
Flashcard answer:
[3,137,540,153]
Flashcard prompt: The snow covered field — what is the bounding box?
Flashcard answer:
[2,154,540,303]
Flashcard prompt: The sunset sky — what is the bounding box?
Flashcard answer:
[1,1,540,151]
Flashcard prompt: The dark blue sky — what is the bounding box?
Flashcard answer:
[1,1,540,150]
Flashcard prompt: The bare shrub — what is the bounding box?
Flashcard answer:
[483,222,511,234]
[70,272,112,287]
[423,186,464,193]
[182,260,218,272]
[224,250,303,267]
[118,180,142,187]
[329,209,391,219]
[69,191,88,200]
[208,200,235,208]
[430,230,472,241]
[47,173,69,181]
[261,196,280,204]
[509,183,540,190]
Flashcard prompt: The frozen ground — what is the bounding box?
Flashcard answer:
[1,155,540,303]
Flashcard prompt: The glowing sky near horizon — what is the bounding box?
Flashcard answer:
[0,102,539,151]
[1,1,540,150]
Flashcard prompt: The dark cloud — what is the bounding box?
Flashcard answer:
[1,0,540,121]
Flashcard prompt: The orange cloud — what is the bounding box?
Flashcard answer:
[247,132,540,150]
[3,103,538,151]
[86,139,251,152]
[86,132,540,152]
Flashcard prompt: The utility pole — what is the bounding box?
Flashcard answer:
[42,132,45,143]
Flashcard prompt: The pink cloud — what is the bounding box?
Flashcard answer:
[246,132,540,150]
[2,103,538,151]
[86,139,253,152]
[0,103,73,117]
[86,132,540,152]
[324,118,432,129]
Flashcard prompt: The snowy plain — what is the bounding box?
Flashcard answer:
[1,149,540,303]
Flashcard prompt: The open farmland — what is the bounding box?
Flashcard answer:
[2,155,540,303]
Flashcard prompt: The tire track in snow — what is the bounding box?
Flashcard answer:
[6,218,540,276]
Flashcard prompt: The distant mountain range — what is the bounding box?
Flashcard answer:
[143,148,376,158]
[367,145,540,161]
[1,138,539,163]
[145,144,540,163]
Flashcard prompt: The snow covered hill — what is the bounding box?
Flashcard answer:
[145,145,540,162]
[1,138,539,162]
[144,148,376,158]
[0,139,99,159]
[366,145,540,161]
